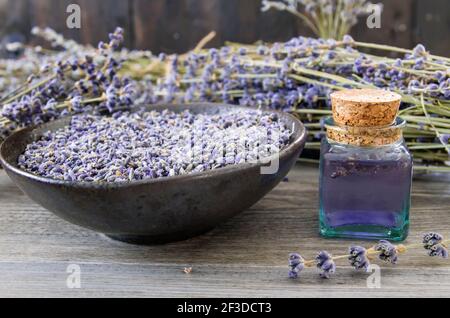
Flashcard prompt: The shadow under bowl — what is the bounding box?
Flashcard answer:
[0,103,307,244]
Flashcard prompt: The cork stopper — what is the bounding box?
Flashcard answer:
[331,89,402,127]
[325,117,405,147]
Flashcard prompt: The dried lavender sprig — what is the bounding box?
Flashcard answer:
[0,27,129,127]
[353,41,450,64]
[288,232,449,279]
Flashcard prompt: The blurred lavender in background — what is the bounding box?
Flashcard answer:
[261,0,383,39]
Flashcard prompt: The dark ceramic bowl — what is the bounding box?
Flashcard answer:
[0,103,307,244]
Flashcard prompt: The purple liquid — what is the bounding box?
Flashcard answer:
[319,140,412,236]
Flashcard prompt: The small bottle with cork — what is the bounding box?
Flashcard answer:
[319,88,413,241]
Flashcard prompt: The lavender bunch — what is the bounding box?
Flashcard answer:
[0,27,136,131]
[261,0,381,39]
[1,27,449,173]
[0,27,99,100]
[135,34,450,172]
[288,232,449,280]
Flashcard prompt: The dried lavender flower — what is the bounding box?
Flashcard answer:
[348,246,370,272]
[375,240,399,264]
[18,109,291,183]
[288,253,305,279]
[316,251,336,279]
[423,232,449,259]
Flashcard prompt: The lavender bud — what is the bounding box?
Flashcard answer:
[348,246,370,271]
[342,35,354,45]
[439,134,450,145]
[288,253,305,279]
[316,251,336,279]
[375,240,399,264]
[423,232,448,258]
[412,44,427,57]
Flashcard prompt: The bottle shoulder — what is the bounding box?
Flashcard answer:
[321,137,412,162]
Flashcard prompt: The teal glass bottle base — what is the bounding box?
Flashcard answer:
[320,220,409,242]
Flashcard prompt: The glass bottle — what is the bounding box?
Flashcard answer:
[319,89,412,241]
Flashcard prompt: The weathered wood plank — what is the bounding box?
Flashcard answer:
[415,0,450,56]
[352,0,415,52]
[28,0,132,48]
[1,261,450,298]
[0,0,448,55]
[0,165,449,297]
[0,0,31,45]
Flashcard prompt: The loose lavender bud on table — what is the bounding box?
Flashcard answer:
[423,232,448,259]
[18,109,292,183]
[348,246,371,272]
[316,251,336,279]
[288,253,305,279]
[375,240,399,264]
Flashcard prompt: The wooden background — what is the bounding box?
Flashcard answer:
[0,0,449,56]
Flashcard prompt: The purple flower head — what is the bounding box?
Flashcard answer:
[257,45,269,55]
[423,232,448,258]
[305,86,319,105]
[238,47,247,56]
[70,96,83,113]
[288,253,305,279]
[98,41,108,51]
[304,3,317,15]
[428,244,449,259]
[108,27,124,50]
[286,90,302,108]
[348,246,370,272]
[426,83,440,97]
[393,58,402,67]
[375,240,399,264]
[158,52,167,61]
[434,71,446,82]
[42,98,57,113]
[316,251,336,279]
[439,134,450,145]
[342,35,354,45]
[412,44,427,57]
[413,57,425,70]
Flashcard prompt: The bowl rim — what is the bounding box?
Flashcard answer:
[0,103,307,189]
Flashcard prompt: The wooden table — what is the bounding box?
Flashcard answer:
[0,164,449,298]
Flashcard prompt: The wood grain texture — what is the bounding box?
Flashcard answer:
[29,0,133,48]
[0,0,31,44]
[0,0,448,55]
[352,0,414,53]
[0,164,449,298]
[414,0,450,57]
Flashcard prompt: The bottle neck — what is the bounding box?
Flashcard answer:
[324,117,406,147]
[326,136,404,148]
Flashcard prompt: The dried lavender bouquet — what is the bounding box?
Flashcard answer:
[1,28,449,173]
[129,35,450,173]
